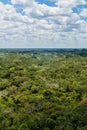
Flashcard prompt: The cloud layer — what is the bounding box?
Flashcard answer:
[0,0,87,48]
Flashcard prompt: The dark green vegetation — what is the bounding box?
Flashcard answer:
[0,49,87,130]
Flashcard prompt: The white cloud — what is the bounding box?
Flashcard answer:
[56,0,86,8]
[0,0,87,48]
[11,0,31,5]
[79,9,87,17]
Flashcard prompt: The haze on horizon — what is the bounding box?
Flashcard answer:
[0,0,87,48]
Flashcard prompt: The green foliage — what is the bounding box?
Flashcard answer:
[0,49,87,130]
[0,79,10,90]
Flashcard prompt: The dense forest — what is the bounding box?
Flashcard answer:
[0,49,87,130]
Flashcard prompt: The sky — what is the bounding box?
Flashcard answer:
[0,0,87,48]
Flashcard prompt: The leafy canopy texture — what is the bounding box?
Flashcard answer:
[0,49,87,130]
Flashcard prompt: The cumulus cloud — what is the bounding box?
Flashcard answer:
[11,0,31,5]
[56,0,86,7]
[0,0,87,48]
[79,8,87,17]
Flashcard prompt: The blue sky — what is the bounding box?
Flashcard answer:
[0,0,87,48]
